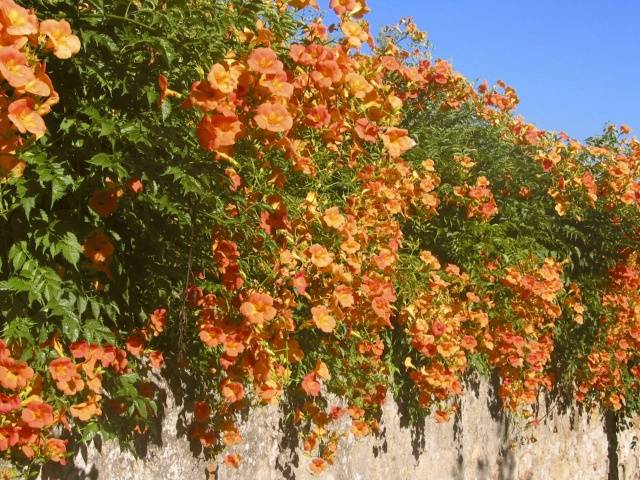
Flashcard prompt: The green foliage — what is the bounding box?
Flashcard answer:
[0,0,299,454]
[1,1,639,476]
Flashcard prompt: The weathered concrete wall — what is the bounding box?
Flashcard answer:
[47,379,640,480]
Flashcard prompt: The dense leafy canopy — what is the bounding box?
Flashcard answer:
[1,0,639,476]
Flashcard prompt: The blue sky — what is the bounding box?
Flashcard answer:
[346,0,640,140]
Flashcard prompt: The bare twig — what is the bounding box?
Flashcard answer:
[177,204,195,363]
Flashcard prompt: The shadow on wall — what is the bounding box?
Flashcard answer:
[39,356,625,480]
[41,355,179,480]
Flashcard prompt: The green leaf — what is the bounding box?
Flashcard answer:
[2,317,34,343]
[20,195,36,219]
[83,319,115,343]
[61,314,81,341]
[76,295,88,317]
[51,175,74,207]
[99,119,115,137]
[90,299,101,320]
[161,99,172,122]
[87,153,116,168]
[60,232,82,266]
[134,399,148,419]
[8,242,28,271]
[0,277,32,293]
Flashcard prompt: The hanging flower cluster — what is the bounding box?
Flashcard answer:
[3,0,640,477]
[488,258,565,412]
[0,0,79,180]
[0,338,129,464]
[168,0,640,473]
[402,255,487,422]
[577,256,640,411]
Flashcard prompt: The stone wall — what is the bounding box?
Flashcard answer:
[43,378,640,480]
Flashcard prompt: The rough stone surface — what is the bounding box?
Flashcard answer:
[41,379,640,480]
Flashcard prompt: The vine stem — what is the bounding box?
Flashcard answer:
[177,204,195,363]
[84,0,157,32]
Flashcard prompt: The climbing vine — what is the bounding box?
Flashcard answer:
[1,0,639,477]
